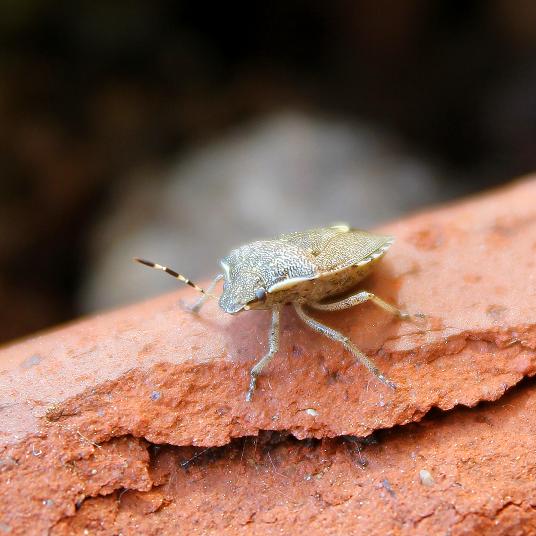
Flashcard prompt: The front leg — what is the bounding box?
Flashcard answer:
[246,306,281,402]
[184,274,224,314]
[294,302,396,389]
[309,290,409,319]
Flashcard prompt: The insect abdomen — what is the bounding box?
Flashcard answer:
[265,262,378,306]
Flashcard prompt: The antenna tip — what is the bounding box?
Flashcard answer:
[134,257,152,267]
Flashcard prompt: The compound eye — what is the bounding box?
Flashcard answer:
[255,288,267,302]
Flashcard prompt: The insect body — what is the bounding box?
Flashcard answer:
[135,224,410,401]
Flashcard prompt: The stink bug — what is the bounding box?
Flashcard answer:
[135,224,412,401]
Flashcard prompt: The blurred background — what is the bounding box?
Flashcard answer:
[1,1,536,344]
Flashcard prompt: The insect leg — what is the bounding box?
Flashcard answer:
[187,274,224,313]
[294,303,396,389]
[246,306,281,402]
[308,291,409,319]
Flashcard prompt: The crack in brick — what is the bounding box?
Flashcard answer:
[46,379,536,535]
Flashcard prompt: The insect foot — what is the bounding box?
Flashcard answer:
[245,374,258,403]
[404,311,428,326]
[377,374,397,390]
[179,298,209,315]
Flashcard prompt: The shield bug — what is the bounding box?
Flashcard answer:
[135,224,413,401]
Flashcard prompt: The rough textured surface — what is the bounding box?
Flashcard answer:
[1,432,151,535]
[51,379,536,536]
[1,177,536,534]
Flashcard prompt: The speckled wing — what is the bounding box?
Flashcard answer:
[223,240,318,284]
[278,224,351,256]
[313,230,394,273]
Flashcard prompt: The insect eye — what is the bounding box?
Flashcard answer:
[255,288,267,302]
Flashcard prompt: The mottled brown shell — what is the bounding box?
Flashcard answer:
[218,224,393,313]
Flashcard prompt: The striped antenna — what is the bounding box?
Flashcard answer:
[134,258,214,297]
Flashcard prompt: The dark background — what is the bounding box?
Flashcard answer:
[1,1,536,344]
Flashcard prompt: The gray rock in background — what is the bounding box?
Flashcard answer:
[80,112,456,312]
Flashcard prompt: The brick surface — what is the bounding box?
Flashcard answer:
[1,177,536,534]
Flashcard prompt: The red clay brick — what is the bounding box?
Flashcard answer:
[1,177,536,534]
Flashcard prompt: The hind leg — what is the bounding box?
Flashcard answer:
[308,290,409,319]
[294,302,396,389]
